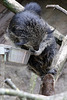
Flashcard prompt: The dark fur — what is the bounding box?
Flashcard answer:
[28,32,57,76]
[24,2,41,16]
[8,2,57,76]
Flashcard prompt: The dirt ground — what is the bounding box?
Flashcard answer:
[0,0,67,100]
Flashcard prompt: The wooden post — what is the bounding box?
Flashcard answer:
[51,35,67,82]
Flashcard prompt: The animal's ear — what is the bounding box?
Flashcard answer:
[24,2,41,16]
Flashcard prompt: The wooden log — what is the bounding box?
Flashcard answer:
[5,78,19,90]
[50,26,65,45]
[5,78,23,100]
[40,74,55,96]
[0,4,5,12]
[0,9,14,38]
[51,35,67,82]
[1,0,24,13]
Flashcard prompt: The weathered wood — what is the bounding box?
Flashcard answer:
[51,35,67,82]
[1,0,24,13]
[0,56,5,99]
[46,5,67,15]
[40,74,55,96]
[5,78,23,100]
[0,4,5,12]
[0,10,14,37]
[0,88,67,100]
[0,44,30,64]
[5,78,19,90]
[50,26,65,45]
[8,47,30,64]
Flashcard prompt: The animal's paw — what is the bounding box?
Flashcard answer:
[47,69,57,75]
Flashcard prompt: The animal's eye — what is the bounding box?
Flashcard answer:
[12,27,15,33]
[15,38,19,43]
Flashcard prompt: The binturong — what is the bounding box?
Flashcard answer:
[8,2,57,77]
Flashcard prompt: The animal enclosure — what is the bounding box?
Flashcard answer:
[0,0,67,100]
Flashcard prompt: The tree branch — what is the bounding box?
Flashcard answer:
[0,88,67,100]
[5,78,25,100]
[1,0,24,13]
[46,5,67,15]
[5,78,19,90]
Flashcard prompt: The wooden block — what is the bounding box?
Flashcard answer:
[0,44,31,64]
[8,47,31,64]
